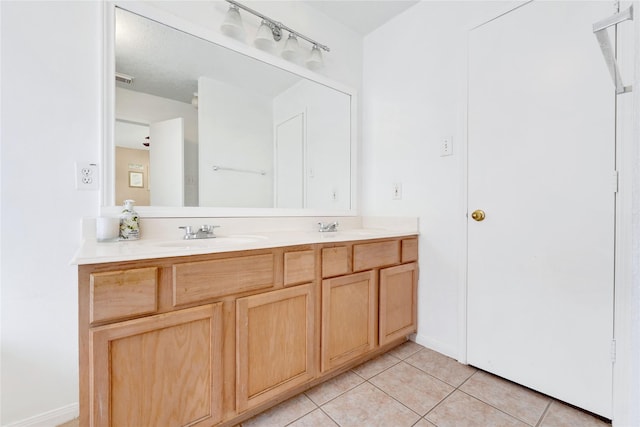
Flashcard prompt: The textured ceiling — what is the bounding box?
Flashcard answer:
[115,7,301,104]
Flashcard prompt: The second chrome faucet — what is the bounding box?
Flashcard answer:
[179,224,220,239]
[318,221,339,232]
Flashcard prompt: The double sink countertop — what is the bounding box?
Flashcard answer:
[72,227,419,265]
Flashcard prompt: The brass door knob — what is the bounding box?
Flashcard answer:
[471,210,486,222]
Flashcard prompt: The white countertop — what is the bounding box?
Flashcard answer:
[72,228,419,265]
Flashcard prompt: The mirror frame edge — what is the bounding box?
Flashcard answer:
[102,1,359,218]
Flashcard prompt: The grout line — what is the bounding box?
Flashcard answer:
[279,396,318,427]
[365,377,423,420]
[423,385,459,423]
[456,389,537,426]
[318,406,341,427]
[535,400,553,427]
[310,374,367,408]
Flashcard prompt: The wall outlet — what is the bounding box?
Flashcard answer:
[75,162,99,190]
[392,183,402,200]
[440,136,453,157]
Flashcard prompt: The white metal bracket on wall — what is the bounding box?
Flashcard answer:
[592,5,634,94]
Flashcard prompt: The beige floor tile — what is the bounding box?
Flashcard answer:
[426,390,528,427]
[413,418,437,427]
[539,401,611,427]
[369,361,454,415]
[387,341,425,360]
[57,419,79,427]
[351,353,400,379]
[405,347,477,387]
[242,394,317,427]
[287,409,338,427]
[460,371,551,425]
[305,371,364,406]
[322,382,420,427]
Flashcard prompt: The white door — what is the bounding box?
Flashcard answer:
[467,1,615,418]
[149,117,184,206]
[275,113,305,209]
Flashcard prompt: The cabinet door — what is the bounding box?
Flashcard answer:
[90,304,223,427]
[321,270,377,371]
[236,284,315,412]
[379,263,417,346]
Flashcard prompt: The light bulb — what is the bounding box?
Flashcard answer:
[221,5,245,40]
[254,20,276,51]
[306,45,324,70]
[281,33,300,61]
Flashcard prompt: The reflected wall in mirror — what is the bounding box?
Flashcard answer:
[113,7,352,211]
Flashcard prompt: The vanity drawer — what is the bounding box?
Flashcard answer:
[173,254,275,306]
[401,238,418,263]
[322,246,351,278]
[353,241,400,272]
[90,267,158,324]
[284,250,315,286]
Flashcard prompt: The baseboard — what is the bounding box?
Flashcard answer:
[3,403,78,427]
[414,333,459,361]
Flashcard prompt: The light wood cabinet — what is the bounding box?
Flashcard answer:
[80,235,417,426]
[321,270,377,372]
[236,284,315,411]
[172,253,275,306]
[353,240,400,272]
[379,263,418,345]
[90,304,223,427]
[89,267,158,324]
[283,250,315,286]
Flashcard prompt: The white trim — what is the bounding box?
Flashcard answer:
[103,1,358,218]
[611,3,640,426]
[414,333,458,360]
[3,403,78,427]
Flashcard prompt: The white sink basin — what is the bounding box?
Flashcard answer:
[316,229,383,240]
[154,236,263,249]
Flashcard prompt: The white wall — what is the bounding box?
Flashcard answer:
[198,76,273,208]
[0,1,102,425]
[0,1,362,425]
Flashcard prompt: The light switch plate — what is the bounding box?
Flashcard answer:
[440,136,453,156]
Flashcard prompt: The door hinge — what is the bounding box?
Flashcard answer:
[611,339,617,363]
[612,171,619,193]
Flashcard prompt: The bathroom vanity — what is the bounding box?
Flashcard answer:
[76,230,418,426]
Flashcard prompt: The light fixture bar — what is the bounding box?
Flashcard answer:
[225,0,330,52]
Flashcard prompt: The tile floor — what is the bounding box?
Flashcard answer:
[58,342,611,427]
[242,342,611,427]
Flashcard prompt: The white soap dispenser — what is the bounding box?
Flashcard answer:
[119,199,140,240]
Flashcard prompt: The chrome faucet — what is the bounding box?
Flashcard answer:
[318,221,339,232]
[179,224,220,239]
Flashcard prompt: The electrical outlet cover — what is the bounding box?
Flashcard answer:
[75,162,99,190]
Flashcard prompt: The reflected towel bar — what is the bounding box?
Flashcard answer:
[212,165,267,176]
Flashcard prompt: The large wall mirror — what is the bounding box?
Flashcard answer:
[105,4,355,216]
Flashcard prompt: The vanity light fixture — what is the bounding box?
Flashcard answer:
[221,0,329,69]
[191,92,198,109]
[220,3,246,40]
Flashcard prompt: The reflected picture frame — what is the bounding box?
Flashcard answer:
[129,171,144,188]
